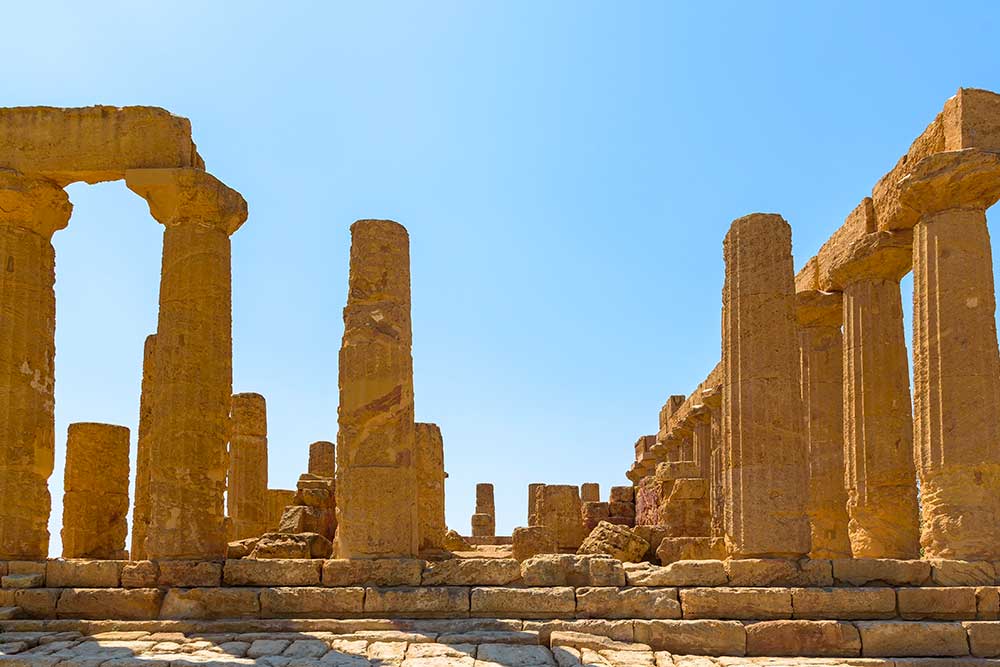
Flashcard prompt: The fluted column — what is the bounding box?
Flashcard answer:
[228,393,269,541]
[126,167,247,559]
[0,170,70,559]
[901,149,1000,559]
[336,219,419,557]
[722,213,810,558]
[415,422,446,552]
[131,333,156,560]
[797,290,851,558]
[838,232,920,558]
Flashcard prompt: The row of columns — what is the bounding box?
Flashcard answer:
[0,166,245,560]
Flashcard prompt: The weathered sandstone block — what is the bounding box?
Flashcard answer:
[470,587,575,619]
[528,483,545,525]
[120,561,158,589]
[160,587,260,619]
[249,531,332,559]
[513,526,557,562]
[633,619,746,656]
[156,561,222,588]
[45,560,122,588]
[931,560,997,586]
[60,423,130,559]
[901,150,1000,560]
[791,587,897,620]
[577,521,648,563]
[745,620,861,657]
[655,536,726,564]
[227,393,269,541]
[415,423,446,552]
[721,213,810,557]
[831,558,931,586]
[56,588,162,620]
[336,219,418,558]
[131,333,157,561]
[471,513,495,537]
[576,587,680,619]
[0,170,70,560]
[308,440,336,478]
[680,587,793,620]
[723,558,832,587]
[898,586,978,620]
[581,501,610,532]
[580,483,600,503]
[520,554,624,587]
[126,167,247,560]
[259,586,365,618]
[223,558,321,586]
[796,290,851,559]
[855,620,969,657]
[472,483,496,537]
[322,558,424,587]
[624,560,727,587]
[536,485,586,551]
[421,558,521,586]
[967,621,1000,658]
[365,586,469,617]
[443,529,473,552]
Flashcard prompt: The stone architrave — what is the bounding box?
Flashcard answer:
[901,149,1000,559]
[308,441,336,478]
[228,393,269,541]
[61,423,130,559]
[131,333,156,560]
[415,422,446,552]
[796,290,852,558]
[536,484,586,551]
[335,219,419,558]
[473,483,496,537]
[721,213,810,558]
[0,169,71,559]
[832,226,921,559]
[126,167,247,559]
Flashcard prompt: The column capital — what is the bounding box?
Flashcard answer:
[0,169,71,239]
[125,168,247,235]
[827,230,913,287]
[900,149,1000,216]
[796,290,843,327]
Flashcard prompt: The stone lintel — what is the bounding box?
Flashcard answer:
[125,168,247,234]
[796,290,843,328]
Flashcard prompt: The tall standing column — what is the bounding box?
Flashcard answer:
[901,149,1000,559]
[796,290,852,558]
[61,423,130,559]
[721,213,810,558]
[838,233,920,558]
[126,168,247,559]
[131,333,157,560]
[701,386,725,539]
[228,393,269,541]
[0,170,71,559]
[336,219,418,558]
[415,422,446,552]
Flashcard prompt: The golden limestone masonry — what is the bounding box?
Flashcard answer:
[2,91,1000,661]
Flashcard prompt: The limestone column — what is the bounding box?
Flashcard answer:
[0,170,71,559]
[126,167,247,559]
[901,149,1000,559]
[61,423,130,559]
[796,290,852,558]
[472,482,496,537]
[415,423,445,552]
[837,233,920,558]
[131,333,156,560]
[701,387,725,539]
[336,219,419,558]
[308,441,336,478]
[228,393,269,541]
[721,213,810,558]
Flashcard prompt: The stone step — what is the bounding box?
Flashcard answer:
[0,608,18,621]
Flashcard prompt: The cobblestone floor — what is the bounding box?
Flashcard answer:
[0,628,982,667]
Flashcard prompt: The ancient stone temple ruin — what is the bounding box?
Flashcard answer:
[2,90,1000,663]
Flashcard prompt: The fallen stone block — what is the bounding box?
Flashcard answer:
[249,532,331,559]
[577,522,648,563]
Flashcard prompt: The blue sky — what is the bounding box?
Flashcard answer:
[3,1,999,555]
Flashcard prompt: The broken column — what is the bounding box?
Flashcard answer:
[796,290,852,558]
[126,167,247,559]
[308,441,336,478]
[131,333,156,560]
[336,219,418,558]
[536,484,586,551]
[721,213,810,558]
[901,149,1000,559]
[61,423,130,559]
[0,170,71,559]
[415,422,446,552]
[834,223,921,558]
[228,393,269,541]
[472,482,496,537]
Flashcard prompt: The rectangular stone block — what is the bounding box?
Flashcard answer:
[930,560,997,586]
[966,621,1000,658]
[157,561,222,587]
[520,555,624,587]
[898,587,978,620]
[7,562,46,576]
[364,587,469,618]
[609,487,635,504]
[791,587,897,620]
[160,587,260,619]
[724,559,832,587]
[121,561,158,588]
[680,587,792,620]
[259,587,365,618]
[471,587,575,619]
[978,587,1000,620]
[575,587,680,619]
[223,559,321,586]
[856,621,969,657]
[45,560,123,588]
[323,559,424,587]
[832,558,931,586]
[745,620,861,657]
[421,559,521,586]
[633,619,746,656]
[525,619,635,644]
[56,588,163,620]
[13,588,59,618]
[624,561,727,587]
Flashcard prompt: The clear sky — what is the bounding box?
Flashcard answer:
[4,2,999,556]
